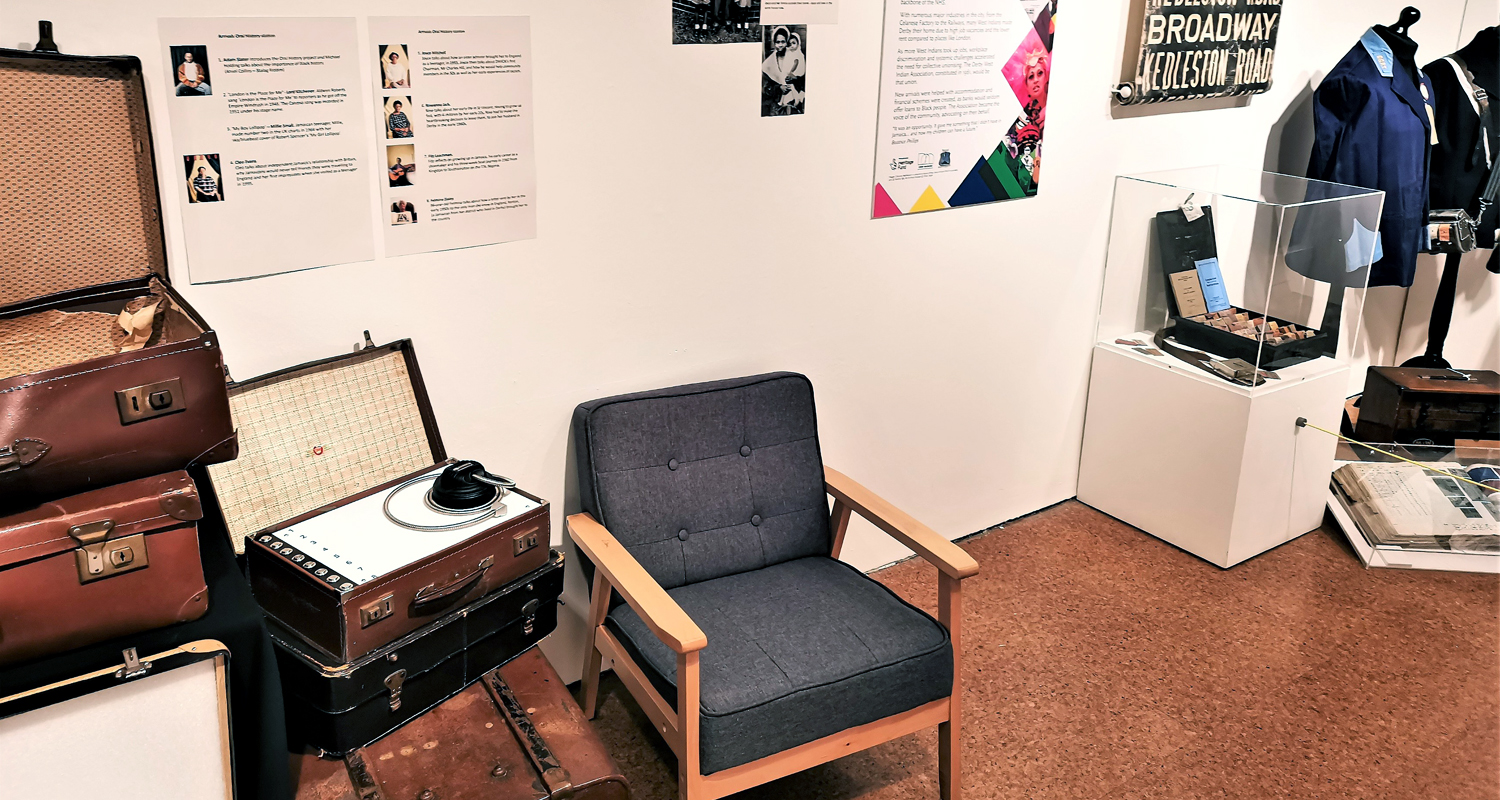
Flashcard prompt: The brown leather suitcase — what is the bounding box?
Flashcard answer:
[0,42,236,512]
[1354,367,1500,446]
[0,471,209,666]
[205,338,551,662]
[292,647,629,800]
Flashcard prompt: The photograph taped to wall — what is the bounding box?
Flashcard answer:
[384,96,414,139]
[873,0,1059,218]
[170,44,211,96]
[674,0,761,45]
[387,144,416,186]
[381,43,412,89]
[761,25,807,117]
[184,154,223,203]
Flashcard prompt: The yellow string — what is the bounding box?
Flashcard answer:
[1298,420,1495,493]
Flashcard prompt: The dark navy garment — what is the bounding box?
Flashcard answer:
[1308,28,1437,287]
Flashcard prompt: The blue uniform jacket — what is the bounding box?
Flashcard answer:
[1307,29,1436,287]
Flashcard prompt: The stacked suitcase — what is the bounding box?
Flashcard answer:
[0,38,237,666]
[203,338,566,755]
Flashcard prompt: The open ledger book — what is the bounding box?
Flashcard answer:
[1333,462,1500,554]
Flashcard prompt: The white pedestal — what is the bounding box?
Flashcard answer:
[1078,341,1348,568]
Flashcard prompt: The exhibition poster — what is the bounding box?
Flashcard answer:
[159,17,375,283]
[872,0,1058,218]
[369,17,538,257]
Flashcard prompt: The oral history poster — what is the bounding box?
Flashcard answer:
[158,17,374,283]
[368,17,537,257]
[872,0,1059,218]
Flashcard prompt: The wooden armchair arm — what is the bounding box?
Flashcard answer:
[824,466,979,580]
[567,513,708,653]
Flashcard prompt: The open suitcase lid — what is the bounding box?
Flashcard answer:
[207,338,446,554]
[0,27,168,311]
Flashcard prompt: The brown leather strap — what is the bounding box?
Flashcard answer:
[0,438,50,472]
[484,670,574,795]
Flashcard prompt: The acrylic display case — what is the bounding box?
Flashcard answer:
[1079,167,1386,568]
[1326,441,1500,574]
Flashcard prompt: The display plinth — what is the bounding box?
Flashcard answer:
[1079,342,1348,567]
[1081,166,1381,568]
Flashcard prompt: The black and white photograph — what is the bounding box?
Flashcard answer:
[183,154,223,202]
[386,145,416,187]
[380,44,412,89]
[169,44,211,96]
[390,199,419,225]
[761,24,806,116]
[384,96,415,139]
[673,0,760,45]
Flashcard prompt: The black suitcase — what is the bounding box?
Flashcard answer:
[273,550,563,755]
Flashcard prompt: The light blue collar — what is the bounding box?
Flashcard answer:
[1360,28,1395,78]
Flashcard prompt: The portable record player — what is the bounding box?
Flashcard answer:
[205,337,550,662]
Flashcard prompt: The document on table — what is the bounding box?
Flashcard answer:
[368,17,538,257]
[158,17,375,283]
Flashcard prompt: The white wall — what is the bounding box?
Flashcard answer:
[5,0,1489,681]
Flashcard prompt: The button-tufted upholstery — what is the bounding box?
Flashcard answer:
[572,372,831,590]
[573,373,956,775]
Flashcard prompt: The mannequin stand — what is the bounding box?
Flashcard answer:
[1401,251,1463,369]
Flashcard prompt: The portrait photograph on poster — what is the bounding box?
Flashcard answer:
[380,44,412,89]
[384,96,415,139]
[183,154,223,203]
[390,199,419,225]
[761,25,806,117]
[169,44,211,96]
[673,0,760,45]
[387,145,416,187]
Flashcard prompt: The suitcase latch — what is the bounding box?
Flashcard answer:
[115,378,187,425]
[384,669,407,712]
[522,598,540,635]
[70,522,151,584]
[360,593,396,628]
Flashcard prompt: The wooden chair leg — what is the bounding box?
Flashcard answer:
[678,650,703,800]
[580,570,611,719]
[938,573,962,800]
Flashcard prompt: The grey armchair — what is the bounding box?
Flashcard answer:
[569,373,977,800]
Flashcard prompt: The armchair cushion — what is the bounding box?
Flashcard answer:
[573,373,830,590]
[604,556,953,774]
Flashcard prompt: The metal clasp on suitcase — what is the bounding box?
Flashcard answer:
[69,520,150,584]
[384,669,407,711]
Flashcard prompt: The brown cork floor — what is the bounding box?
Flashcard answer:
[581,500,1500,800]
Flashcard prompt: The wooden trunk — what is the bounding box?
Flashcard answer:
[292,648,629,800]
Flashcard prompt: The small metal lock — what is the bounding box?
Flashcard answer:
[115,378,186,425]
[69,521,149,584]
[360,594,396,628]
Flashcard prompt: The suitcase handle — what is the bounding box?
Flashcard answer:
[410,555,493,616]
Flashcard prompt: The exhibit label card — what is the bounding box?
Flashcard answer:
[369,17,537,258]
[761,1,839,26]
[159,17,375,283]
[872,0,1059,218]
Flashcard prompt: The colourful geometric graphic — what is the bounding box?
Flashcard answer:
[873,183,902,218]
[909,186,946,213]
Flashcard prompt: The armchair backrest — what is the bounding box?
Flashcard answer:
[573,373,830,590]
